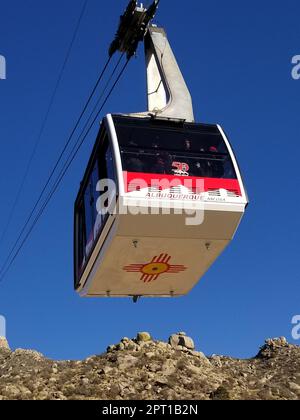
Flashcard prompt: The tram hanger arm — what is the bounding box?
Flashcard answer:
[108,1,194,122]
[144,25,195,122]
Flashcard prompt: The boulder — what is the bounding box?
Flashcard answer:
[265,337,288,348]
[137,332,152,343]
[257,337,289,359]
[169,333,195,350]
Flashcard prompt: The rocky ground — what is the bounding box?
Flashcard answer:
[0,333,299,400]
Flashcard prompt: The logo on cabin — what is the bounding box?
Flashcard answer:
[123,253,187,283]
[172,161,190,177]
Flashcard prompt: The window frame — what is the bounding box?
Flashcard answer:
[74,123,118,289]
[113,116,237,179]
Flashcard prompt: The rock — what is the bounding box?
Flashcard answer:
[189,350,207,359]
[155,377,169,387]
[81,377,90,386]
[126,341,138,351]
[13,349,44,361]
[109,384,121,398]
[156,341,169,350]
[265,337,288,348]
[38,390,50,400]
[169,333,195,350]
[174,345,186,351]
[257,377,267,385]
[3,385,21,398]
[99,366,113,375]
[258,389,273,399]
[210,386,232,400]
[186,364,203,376]
[117,354,139,370]
[161,359,176,376]
[107,345,116,353]
[137,332,152,342]
[288,382,300,394]
[0,333,299,400]
[257,337,289,359]
[0,337,10,351]
[168,336,178,347]
[117,343,125,351]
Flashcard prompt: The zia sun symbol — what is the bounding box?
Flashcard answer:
[123,253,187,283]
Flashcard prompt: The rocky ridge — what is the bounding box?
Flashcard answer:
[0,333,299,400]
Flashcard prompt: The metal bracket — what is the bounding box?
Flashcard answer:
[133,295,141,303]
[109,0,195,122]
[109,1,160,59]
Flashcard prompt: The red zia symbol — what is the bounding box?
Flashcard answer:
[124,253,187,283]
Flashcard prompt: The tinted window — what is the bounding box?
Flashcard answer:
[84,162,99,256]
[76,135,116,279]
[77,199,86,276]
[114,116,237,179]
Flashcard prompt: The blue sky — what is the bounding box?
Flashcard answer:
[0,0,299,360]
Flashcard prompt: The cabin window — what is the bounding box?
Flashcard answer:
[76,135,116,281]
[84,161,99,257]
[77,199,86,276]
[114,117,237,179]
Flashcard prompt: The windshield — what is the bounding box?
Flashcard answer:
[113,116,237,179]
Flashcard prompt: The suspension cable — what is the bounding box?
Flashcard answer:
[0,58,130,283]
[0,0,89,247]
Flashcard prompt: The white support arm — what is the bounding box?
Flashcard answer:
[145,26,195,122]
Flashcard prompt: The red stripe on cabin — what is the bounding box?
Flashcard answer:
[123,172,242,196]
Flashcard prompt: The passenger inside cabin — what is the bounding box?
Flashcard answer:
[125,155,145,173]
[151,152,172,174]
[207,146,224,178]
[184,139,192,151]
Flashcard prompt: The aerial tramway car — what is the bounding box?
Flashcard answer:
[74,1,248,300]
